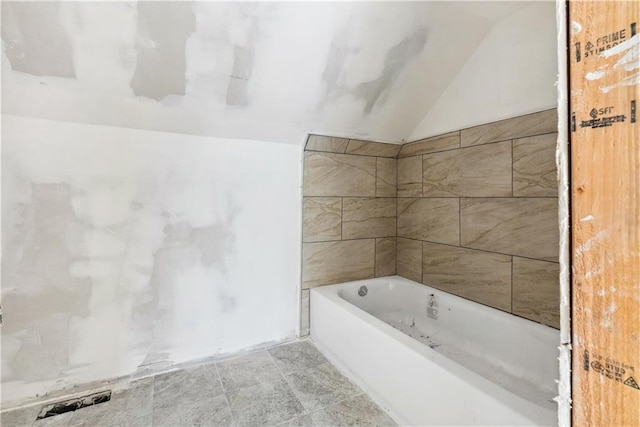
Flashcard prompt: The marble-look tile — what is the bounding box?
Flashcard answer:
[310,394,396,427]
[152,395,233,427]
[33,412,75,427]
[376,158,397,197]
[153,363,224,410]
[300,289,310,337]
[345,139,401,158]
[397,156,422,197]
[217,350,283,394]
[302,197,342,242]
[109,377,154,418]
[375,237,396,277]
[268,341,328,376]
[512,257,560,328]
[396,238,422,282]
[68,400,151,427]
[285,363,361,412]
[422,242,512,311]
[460,198,559,261]
[304,152,376,197]
[342,198,396,239]
[397,198,459,245]
[305,135,348,153]
[278,415,313,426]
[513,133,558,197]
[1,405,41,427]
[302,240,375,288]
[460,109,558,147]
[422,141,512,197]
[226,378,305,427]
[398,131,459,157]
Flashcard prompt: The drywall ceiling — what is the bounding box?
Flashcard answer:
[2,1,532,145]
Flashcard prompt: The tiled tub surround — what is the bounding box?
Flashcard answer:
[0,340,395,427]
[301,136,400,335]
[396,109,560,328]
[300,109,559,334]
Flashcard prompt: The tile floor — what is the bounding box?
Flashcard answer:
[1,340,396,427]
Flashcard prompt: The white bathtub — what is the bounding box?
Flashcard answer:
[310,276,558,426]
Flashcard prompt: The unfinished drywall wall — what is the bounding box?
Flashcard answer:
[410,2,558,140]
[1,114,302,406]
[1,1,515,145]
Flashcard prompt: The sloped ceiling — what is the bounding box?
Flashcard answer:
[2,1,531,145]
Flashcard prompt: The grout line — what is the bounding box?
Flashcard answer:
[303,237,392,244]
[420,239,424,282]
[374,157,378,196]
[395,158,399,275]
[394,196,558,199]
[510,256,514,314]
[304,149,397,160]
[374,237,377,277]
[340,198,343,240]
[398,130,558,158]
[403,109,557,146]
[420,154,424,198]
[511,139,514,197]
[458,198,461,246]
[398,131,557,159]
[214,365,238,427]
[394,236,559,263]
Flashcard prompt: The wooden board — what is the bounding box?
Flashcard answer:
[569,1,640,426]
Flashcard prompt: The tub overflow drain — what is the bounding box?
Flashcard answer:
[358,286,368,297]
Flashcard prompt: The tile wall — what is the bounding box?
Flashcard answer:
[396,109,559,328]
[300,109,560,334]
[301,136,399,335]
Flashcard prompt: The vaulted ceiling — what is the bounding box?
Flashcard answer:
[2,1,533,145]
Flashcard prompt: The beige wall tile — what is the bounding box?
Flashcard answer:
[375,237,396,277]
[397,156,422,197]
[422,141,512,197]
[397,238,422,282]
[302,239,375,288]
[512,257,560,329]
[513,133,558,197]
[399,132,459,157]
[460,198,559,261]
[304,152,376,197]
[305,135,349,153]
[460,109,557,147]
[422,242,512,312]
[345,139,401,158]
[376,158,397,197]
[397,198,459,245]
[300,289,310,337]
[303,197,342,242]
[342,198,396,239]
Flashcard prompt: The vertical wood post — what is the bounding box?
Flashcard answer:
[569,1,640,425]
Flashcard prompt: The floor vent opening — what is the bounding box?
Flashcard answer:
[36,390,112,419]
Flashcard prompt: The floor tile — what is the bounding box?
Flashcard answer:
[109,377,154,418]
[268,341,328,375]
[285,363,361,412]
[277,415,313,426]
[33,412,75,427]
[152,394,233,427]
[153,363,223,410]
[1,405,41,427]
[68,401,149,427]
[217,350,283,393]
[226,378,305,426]
[310,394,396,426]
